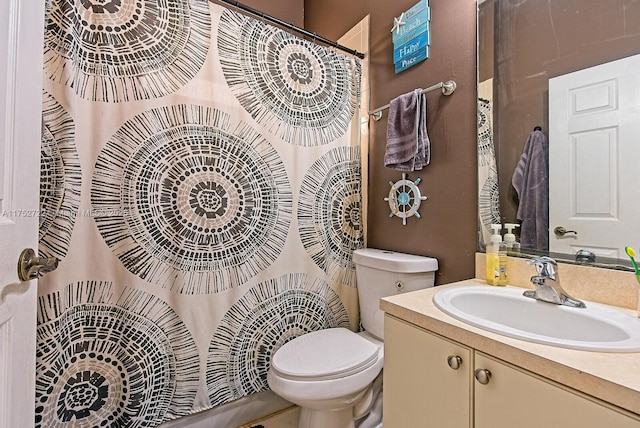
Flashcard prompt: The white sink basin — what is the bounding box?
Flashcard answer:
[433,285,640,352]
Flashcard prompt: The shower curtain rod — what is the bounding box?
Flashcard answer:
[369,80,457,121]
[216,0,365,59]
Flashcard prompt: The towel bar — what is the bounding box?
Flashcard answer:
[369,80,456,121]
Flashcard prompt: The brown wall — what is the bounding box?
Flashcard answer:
[489,0,640,231]
[211,0,304,27]
[478,0,494,82]
[305,0,478,285]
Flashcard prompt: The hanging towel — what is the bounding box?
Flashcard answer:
[512,129,549,250]
[384,88,430,171]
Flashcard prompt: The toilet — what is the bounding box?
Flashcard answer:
[267,248,438,428]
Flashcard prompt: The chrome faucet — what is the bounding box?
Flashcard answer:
[523,256,586,308]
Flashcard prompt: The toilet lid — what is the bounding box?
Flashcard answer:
[271,328,380,380]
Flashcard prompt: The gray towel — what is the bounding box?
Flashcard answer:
[384,88,430,171]
[512,130,549,250]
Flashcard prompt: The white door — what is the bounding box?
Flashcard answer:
[549,54,640,258]
[0,1,45,427]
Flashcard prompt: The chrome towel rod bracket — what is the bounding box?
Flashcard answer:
[369,80,457,121]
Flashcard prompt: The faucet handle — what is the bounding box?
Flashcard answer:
[526,256,557,278]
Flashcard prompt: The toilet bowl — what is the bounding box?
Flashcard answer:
[267,328,383,428]
[267,248,438,428]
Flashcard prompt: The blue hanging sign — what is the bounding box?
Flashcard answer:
[391,0,430,74]
[393,31,429,63]
[403,0,428,23]
[394,47,429,74]
[393,22,429,50]
[392,7,430,46]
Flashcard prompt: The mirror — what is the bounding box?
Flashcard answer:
[477,0,640,270]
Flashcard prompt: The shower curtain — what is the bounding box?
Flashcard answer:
[478,96,501,249]
[36,1,363,426]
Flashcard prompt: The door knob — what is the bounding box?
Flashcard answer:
[17,248,58,281]
[554,226,577,237]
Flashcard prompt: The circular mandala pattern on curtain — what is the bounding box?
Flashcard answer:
[477,98,501,232]
[479,164,502,230]
[298,146,363,288]
[35,282,199,426]
[206,273,350,405]
[478,98,496,165]
[217,9,361,147]
[91,105,292,294]
[39,91,81,261]
[43,0,211,102]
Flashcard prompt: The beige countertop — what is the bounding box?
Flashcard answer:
[381,279,640,416]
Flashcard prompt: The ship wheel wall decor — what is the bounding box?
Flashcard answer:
[384,173,428,225]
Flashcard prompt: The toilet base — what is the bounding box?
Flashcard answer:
[298,407,355,428]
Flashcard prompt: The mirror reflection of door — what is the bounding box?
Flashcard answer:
[549,53,640,258]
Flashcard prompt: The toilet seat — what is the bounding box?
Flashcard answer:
[271,328,380,381]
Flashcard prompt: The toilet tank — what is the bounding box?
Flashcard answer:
[353,248,438,340]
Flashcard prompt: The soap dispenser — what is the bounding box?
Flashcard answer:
[485,224,507,286]
[504,223,521,255]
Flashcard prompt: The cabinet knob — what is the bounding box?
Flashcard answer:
[474,368,492,385]
[447,355,463,370]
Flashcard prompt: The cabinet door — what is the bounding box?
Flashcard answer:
[384,315,472,427]
[474,352,640,428]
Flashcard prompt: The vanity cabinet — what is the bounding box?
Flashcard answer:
[474,352,639,428]
[384,314,640,428]
[384,314,472,427]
